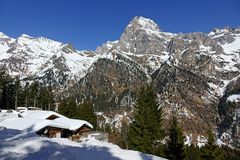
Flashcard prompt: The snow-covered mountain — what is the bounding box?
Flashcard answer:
[0,32,97,87]
[1,16,240,148]
[84,17,240,148]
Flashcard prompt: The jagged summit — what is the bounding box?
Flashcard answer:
[108,16,173,55]
[128,16,161,32]
[123,16,162,38]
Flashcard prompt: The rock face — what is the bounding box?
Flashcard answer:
[1,16,240,148]
[118,16,171,55]
[72,52,149,111]
[95,16,240,147]
[152,63,218,141]
[218,76,240,148]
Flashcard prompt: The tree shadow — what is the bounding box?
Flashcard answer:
[0,129,122,160]
[139,152,166,160]
[24,143,122,160]
[0,128,165,160]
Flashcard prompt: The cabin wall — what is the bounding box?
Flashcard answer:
[36,126,63,138]
[36,125,92,142]
[70,126,92,141]
[48,127,62,138]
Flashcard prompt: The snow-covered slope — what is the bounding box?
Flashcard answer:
[0,112,164,160]
[0,33,98,85]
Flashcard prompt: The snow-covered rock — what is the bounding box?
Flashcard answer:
[227,94,240,102]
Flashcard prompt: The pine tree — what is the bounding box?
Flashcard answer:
[1,82,8,109]
[1,81,15,109]
[14,77,20,110]
[201,130,224,160]
[25,81,39,107]
[37,84,54,110]
[127,85,164,156]
[17,82,26,107]
[77,100,97,129]
[0,71,15,109]
[185,144,201,160]
[58,97,77,118]
[165,115,185,160]
[221,145,240,160]
[120,117,129,149]
[22,82,30,108]
[67,98,77,118]
[58,99,68,116]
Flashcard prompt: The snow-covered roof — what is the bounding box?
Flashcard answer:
[54,118,93,131]
[0,117,69,132]
[0,111,93,132]
[21,111,66,120]
[16,107,28,110]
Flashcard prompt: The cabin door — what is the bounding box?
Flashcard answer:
[56,132,61,138]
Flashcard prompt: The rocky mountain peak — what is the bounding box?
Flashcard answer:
[121,16,162,40]
[117,16,170,55]
[128,16,161,33]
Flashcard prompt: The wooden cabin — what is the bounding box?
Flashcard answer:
[70,124,92,141]
[36,124,93,140]
[53,117,93,141]
[36,126,67,138]
[19,111,93,140]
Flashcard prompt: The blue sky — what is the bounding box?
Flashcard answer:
[0,0,239,50]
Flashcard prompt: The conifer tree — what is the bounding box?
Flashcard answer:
[1,81,15,109]
[221,145,240,160]
[66,98,77,118]
[23,82,30,108]
[120,118,129,149]
[46,85,54,110]
[58,97,77,118]
[77,100,97,129]
[58,99,68,116]
[37,84,54,110]
[165,115,185,160]
[17,82,26,107]
[127,85,164,156]
[185,144,201,160]
[14,77,20,109]
[29,81,39,108]
[201,130,224,160]
[0,71,15,109]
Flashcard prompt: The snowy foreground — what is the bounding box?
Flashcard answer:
[0,112,165,160]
